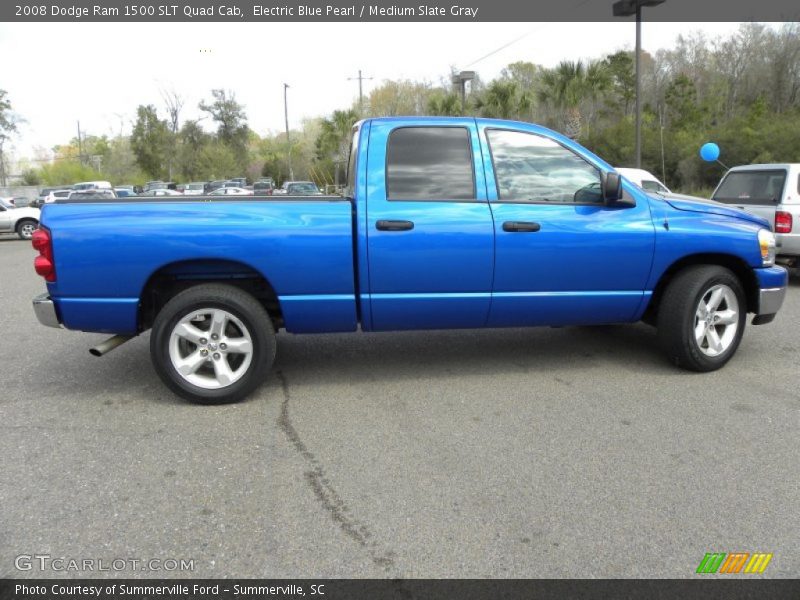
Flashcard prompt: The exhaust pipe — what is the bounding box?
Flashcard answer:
[90,334,134,357]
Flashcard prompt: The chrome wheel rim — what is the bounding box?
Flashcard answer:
[20,223,36,239]
[693,284,739,357]
[168,308,253,389]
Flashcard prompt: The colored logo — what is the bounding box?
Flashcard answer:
[696,552,773,574]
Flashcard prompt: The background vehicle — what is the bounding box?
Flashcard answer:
[183,182,208,196]
[71,181,113,191]
[148,189,182,196]
[205,180,226,193]
[208,186,252,196]
[711,163,800,268]
[281,181,323,195]
[31,117,787,404]
[37,187,64,206]
[616,168,671,194]
[253,181,274,196]
[67,189,118,200]
[45,190,71,203]
[0,199,39,239]
[114,188,137,198]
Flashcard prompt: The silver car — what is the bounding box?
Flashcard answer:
[711,164,800,268]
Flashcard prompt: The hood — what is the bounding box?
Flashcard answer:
[661,193,770,228]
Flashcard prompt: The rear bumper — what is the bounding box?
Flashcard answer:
[776,232,800,257]
[32,293,62,328]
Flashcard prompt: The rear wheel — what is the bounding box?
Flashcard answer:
[150,284,276,404]
[657,265,746,372]
[16,219,38,240]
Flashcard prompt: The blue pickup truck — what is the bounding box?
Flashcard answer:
[31,117,787,403]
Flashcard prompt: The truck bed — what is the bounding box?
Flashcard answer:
[42,197,358,334]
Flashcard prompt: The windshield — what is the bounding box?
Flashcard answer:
[713,170,786,205]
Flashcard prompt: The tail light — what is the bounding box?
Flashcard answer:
[32,227,56,282]
[775,211,792,234]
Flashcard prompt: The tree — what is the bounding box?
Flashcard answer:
[474,80,531,120]
[161,88,184,179]
[426,91,462,116]
[316,109,360,185]
[176,119,210,181]
[130,105,170,179]
[537,60,610,139]
[199,89,250,172]
[0,90,20,186]
[603,52,636,117]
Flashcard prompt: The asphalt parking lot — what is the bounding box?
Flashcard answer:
[1,233,798,579]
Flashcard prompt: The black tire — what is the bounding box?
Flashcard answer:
[150,284,276,404]
[657,265,746,372]
[16,219,38,240]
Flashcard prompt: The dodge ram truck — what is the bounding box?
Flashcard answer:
[31,117,788,403]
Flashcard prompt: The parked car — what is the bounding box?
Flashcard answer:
[228,177,247,188]
[0,199,40,239]
[616,168,671,194]
[183,182,208,196]
[72,181,113,191]
[711,164,800,268]
[30,117,787,404]
[281,181,323,195]
[148,189,183,196]
[253,181,274,196]
[208,186,252,196]
[114,188,138,198]
[205,180,226,194]
[37,187,63,206]
[67,189,118,200]
[45,190,72,204]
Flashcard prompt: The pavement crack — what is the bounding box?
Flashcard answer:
[276,370,398,574]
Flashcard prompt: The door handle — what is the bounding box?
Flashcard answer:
[376,219,414,231]
[502,221,541,232]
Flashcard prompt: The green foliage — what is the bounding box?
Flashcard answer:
[474,80,531,120]
[426,91,462,116]
[38,160,102,186]
[130,105,170,179]
[199,89,250,173]
[20,168,42,185]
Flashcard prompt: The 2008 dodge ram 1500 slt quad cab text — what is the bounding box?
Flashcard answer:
[31,117,788,404]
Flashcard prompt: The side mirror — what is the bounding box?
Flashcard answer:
[602,171,622,204]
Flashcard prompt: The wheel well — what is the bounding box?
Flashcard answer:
[644,254,759,323]
[16,218,38,227]
[138,259,282,331]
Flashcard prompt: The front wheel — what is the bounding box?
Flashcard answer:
[150,284,276,404]
[16,219,38,240]
[657,265,746,372]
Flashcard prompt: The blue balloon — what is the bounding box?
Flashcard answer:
[700,142,720,162]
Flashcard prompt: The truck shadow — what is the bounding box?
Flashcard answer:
[272,323,670,389]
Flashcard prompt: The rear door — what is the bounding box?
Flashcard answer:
[365,119,495,330]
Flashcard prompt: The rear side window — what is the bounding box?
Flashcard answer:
[386,127,475,201]
[713,170,786,205]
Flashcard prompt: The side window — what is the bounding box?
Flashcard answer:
[487,129,602,204]
[386,127,475,201]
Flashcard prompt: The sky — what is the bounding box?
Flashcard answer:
[0,21,748,161]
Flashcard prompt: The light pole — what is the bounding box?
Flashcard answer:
[451,70,476,112]
[283,83,294,181]
[348,70,373,112]
[613,0,665,168]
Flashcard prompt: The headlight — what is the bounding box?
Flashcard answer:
[758,229,776,266]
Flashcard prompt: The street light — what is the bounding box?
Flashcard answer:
[613,0,665,168]
[451,70,476,112]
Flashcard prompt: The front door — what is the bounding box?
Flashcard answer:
[478,124,656,327]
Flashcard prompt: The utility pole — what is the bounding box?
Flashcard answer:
[283,83,294,181]
[348,70,373,111]
[613,0,665,168]
[76,120,84,166]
